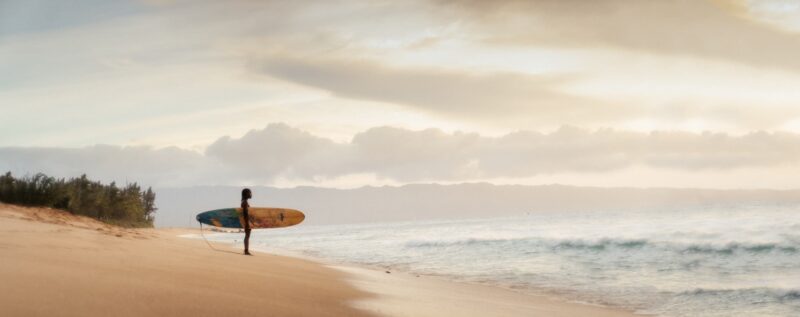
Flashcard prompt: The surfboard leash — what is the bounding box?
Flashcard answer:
[198,221,220,251]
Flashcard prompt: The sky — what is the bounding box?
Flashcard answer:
[2,0,800,189]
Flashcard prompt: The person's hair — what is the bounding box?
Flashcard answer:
[241,188,252,200]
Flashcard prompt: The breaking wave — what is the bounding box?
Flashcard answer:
[405,237,799,255]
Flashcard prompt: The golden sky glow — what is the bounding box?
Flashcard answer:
[2,0,800,188]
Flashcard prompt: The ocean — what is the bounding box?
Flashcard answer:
[198,203,800,316]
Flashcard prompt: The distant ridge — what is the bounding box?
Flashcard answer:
[154,183,800,227]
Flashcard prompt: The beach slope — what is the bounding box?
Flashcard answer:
[0,203,372,317]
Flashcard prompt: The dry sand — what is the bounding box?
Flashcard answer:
[0,203,641,317]
[0,203,372,317]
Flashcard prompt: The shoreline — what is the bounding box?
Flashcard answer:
[196,231,642,317]
[335,265,642,317]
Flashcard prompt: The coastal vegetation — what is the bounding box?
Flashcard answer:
[0,172,156,227]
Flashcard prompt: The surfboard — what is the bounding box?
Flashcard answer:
[196,207,305,229]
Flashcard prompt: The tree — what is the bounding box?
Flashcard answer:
[0,172,156,227]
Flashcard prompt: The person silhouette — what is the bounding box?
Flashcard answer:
[241,188,252,255]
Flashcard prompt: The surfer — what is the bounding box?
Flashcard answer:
[242,188,252,255]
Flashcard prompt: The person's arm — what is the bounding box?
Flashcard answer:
[242,201,251,230]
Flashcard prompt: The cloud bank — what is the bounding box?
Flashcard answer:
[435,0,800,71]
[3,124,800,187]
[253,53,800,130]
[255,54,628,124]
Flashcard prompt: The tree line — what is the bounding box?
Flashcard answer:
[0,172,156,227]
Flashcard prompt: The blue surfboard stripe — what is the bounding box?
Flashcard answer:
[196,208,242,228]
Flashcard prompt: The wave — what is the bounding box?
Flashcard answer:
[404,237,799,255]
[681,243,798,255]
[404,237,512,248]
[680,288,800,303]
[553,239,648,250]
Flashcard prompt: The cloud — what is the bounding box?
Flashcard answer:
[434,0,800,72]
[205,123,351,181]
[255,54,632,125]
[741,0,800,33]
[347,126,800,180]
[252,53,800,130]
[0,145,216,187]
[4,124,800,187]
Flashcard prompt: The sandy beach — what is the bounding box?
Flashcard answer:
[0,203,371,317]
[0,203,639,317]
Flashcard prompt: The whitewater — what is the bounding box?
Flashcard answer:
[201,203,800,316]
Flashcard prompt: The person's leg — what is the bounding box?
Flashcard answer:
[244,228,252,255]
